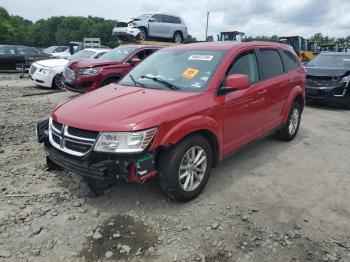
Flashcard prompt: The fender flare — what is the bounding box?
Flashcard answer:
[281,85,304,124]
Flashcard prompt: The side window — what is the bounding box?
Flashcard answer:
[128,50,145,62]
[0,46,15,55]
[144,49,158,57]
[17,47,38,55]
[163,15,172,23]
[281,50,300,72]
[151,14,162,22]
[259,49,284,79]
[173,16,182,24]
[227,51,259,84]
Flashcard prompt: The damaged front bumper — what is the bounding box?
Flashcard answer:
[112,25,141,41]
[305,83,350,105]
[36,119,157,184]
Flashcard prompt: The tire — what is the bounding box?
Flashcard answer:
[276,102,302,141]
[85,178,114,196]
[138,28,148,41]
[159,134,213,202]
[52,74,64,89]
[102,77,119,86]
[173,31,183,43]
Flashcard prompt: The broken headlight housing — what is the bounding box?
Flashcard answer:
[340,75,350,84]
[94,128,157,153]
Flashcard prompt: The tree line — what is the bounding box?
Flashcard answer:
[0,7,117,48]
[1,6,349,48]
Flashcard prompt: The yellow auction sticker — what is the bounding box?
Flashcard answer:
[181,68,199,79]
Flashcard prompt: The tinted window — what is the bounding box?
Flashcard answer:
[281,50,299,72]
[163,15,181,24]
[0,46,15,55]
[152,14,162,22]
[127,49,159,62]
[17,47,38,55]
[227,51,259,83]
[260,49,284,79]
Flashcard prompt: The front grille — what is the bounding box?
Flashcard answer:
[67,126,99,139]
[64,67,75,81]
[49,118,98,157]
[306,75,339,87]
[29,65,37,75]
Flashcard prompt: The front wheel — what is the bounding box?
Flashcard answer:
[52,74,64,89]
[138,28,148,41]
[276,102,301,141]
[159,134,213,202]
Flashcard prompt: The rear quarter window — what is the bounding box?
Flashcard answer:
[259,49,284,79]
[281,50,300,72]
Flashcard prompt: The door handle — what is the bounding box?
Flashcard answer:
[257,90,267,95]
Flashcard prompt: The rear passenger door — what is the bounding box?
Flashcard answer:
[257,48,289,131]
[162,15,175,37]
[223,49,268,154]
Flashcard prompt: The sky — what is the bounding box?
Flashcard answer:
[1,0,350,40]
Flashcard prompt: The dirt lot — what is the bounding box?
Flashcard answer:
[0,73,350,262]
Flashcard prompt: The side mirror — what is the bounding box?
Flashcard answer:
[148,18,155,22]
[130,57,141,65]
[224,74,249,91]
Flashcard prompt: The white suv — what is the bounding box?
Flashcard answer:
[113,14,188,43]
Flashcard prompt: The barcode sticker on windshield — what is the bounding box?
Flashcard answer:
[188,55,214,61]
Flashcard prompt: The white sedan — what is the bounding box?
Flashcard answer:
[29,48,109,89]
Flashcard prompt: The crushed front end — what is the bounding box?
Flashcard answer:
[36,118,158,185]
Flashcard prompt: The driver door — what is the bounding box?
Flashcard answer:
[222,49,268,155]
[148,14,164,37]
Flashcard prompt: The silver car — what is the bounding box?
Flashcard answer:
[113,14,188,43]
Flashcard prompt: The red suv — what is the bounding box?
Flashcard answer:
[37,41,306,202]
[63,45,163,93]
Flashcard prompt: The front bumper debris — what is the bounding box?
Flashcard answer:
[36,119,157,183]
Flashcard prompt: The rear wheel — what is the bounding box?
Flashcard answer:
[173,31,183,43]
[276,102,301,141]
[52,74,64,89]
[159,134,213,202]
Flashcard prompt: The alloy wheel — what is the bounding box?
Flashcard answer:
[178,146,207,192]
[288,108,299,135]
[174,33,182,43]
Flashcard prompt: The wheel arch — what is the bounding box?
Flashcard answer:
[281,86,305,124]
[157,128,220,168]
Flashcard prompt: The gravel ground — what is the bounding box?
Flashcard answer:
[0,73,350,262]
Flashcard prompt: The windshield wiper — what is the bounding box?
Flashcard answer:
[140,75,179,90]
[129,74,145,87]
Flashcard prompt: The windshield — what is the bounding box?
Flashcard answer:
[43,46,57,54]
[119,49,226,92]
[307,54,350,69]
[69,50,96,60]
[136,14,152,20]
[98,46,137,61]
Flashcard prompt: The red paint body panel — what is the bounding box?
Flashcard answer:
[53,41,306,162]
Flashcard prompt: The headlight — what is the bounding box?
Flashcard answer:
[40,67,53,74]
[340,75,350,83]
[94,128,157,153]
[77,67,101,75]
